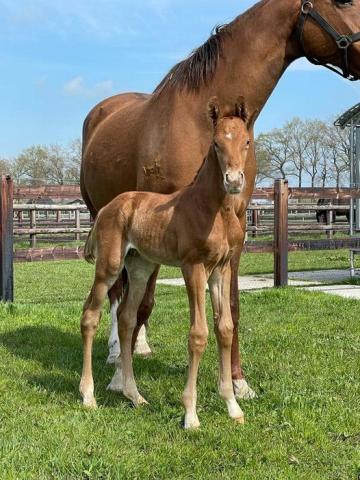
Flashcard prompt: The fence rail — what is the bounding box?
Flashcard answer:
[3,181,360,301]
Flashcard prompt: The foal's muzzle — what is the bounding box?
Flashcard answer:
[224,171,246,195]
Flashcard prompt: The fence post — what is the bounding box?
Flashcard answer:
[0,176,14,302]
[30,209,37,248]
[326,206,333,240]
[252,209,258,238]
[274,179,288,287]
[75,209,80,241]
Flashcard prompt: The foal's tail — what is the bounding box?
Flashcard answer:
[84,211,101,264]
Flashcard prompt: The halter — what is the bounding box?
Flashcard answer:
[297,0,360,81]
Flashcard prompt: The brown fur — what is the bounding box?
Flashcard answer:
[81,0,360,386]
[79,102,252,425]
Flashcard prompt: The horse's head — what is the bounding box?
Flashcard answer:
[298,0,360,80]
[207,97,254,195]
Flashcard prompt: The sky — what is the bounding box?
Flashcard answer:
[1,0,360,158]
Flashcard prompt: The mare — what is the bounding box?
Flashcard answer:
[81,0,360,399]
[80,99,253,428]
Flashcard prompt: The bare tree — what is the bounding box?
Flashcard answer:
[303,120,327,188]
[287,118,311,187]
[256,129,294,181]
[0,158,11,176]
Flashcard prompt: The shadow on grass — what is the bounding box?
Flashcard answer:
[0,326,185,401]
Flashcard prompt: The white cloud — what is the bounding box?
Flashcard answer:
[63,76,114,97]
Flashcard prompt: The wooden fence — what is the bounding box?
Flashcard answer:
[3,180,360,301]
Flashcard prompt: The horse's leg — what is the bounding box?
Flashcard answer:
[107,277,124,364]
[107,267,158,392]
[107,269,152,364]
[118,253,156,406]
[209,266,245,424]
[80,271,119,408]
[231,218,257,400]
[131,266,160,354]
[181,263,208,429]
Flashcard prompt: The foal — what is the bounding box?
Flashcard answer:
[80,97,252,428]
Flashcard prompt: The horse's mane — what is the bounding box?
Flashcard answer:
[154,24,232,95]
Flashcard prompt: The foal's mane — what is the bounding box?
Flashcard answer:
[154,24,233,95]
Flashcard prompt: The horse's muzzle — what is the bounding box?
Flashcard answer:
[224,171,246,195]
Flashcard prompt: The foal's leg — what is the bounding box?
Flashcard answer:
[118,254,156,406]
[181,263,208,429]
[209,265,245,423]
[80,271,118,408]
[231,226,256,400]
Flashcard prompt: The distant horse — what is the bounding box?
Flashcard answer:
[81,0,360,399]
[80,99,254,428]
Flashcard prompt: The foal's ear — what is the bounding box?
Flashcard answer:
[207,96,221,128]
[235,96,248,123]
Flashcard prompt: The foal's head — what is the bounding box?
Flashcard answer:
[208,97,254,195]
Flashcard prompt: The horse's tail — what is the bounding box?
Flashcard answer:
[84,211,101,264]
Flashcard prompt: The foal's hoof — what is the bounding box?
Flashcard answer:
[233,379,257,400]
[234,415,245,425]
[82,396,98,409]
[184,415,200,430]
[133,395,149,407]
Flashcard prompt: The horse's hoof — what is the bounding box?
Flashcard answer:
[107,380,123,393]
[134,344,152,357]
[233,379,257,400]
[106,351,120,365]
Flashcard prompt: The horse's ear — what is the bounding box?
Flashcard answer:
[235,96,248,123]
[207,96,220,128]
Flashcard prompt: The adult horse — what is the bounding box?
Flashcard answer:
[81,0,360,399]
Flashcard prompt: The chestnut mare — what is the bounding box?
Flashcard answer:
[80,99,253,428]
[81,0,360,399]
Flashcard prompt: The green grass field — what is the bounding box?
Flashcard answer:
[0,258,359,479]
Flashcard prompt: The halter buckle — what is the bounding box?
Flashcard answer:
[336,35,352,49]
[301,1,313,14]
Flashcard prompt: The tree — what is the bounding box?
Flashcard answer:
[256,129,294,181]
[65,139,82,183]
[0,158,11,176]
[286,118,311,187]
[302,120,327,188]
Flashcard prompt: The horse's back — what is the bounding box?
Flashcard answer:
[81,92,151,213]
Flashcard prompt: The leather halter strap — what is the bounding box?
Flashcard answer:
[297,0,360,80]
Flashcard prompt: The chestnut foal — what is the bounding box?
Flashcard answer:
[80,98,252,428]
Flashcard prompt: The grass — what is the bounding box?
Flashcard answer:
[0,260,359,479]
[160,249,351,279]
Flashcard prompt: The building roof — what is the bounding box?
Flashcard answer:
[335,103,360,129]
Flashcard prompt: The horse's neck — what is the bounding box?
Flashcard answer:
[190,0,302,117]
[190,147,231,212]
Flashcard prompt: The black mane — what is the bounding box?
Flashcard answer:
[154,24,232,94]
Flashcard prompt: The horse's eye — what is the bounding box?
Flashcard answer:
[335,0,353,6]
[214,142,220,149]
[246,139,251,146]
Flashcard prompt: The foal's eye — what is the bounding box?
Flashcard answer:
[246,139,251,147]
[335,0,353,6]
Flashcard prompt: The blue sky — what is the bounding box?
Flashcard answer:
[1,0,359,158]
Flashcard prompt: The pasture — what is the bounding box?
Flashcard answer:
[0,256,359,479]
